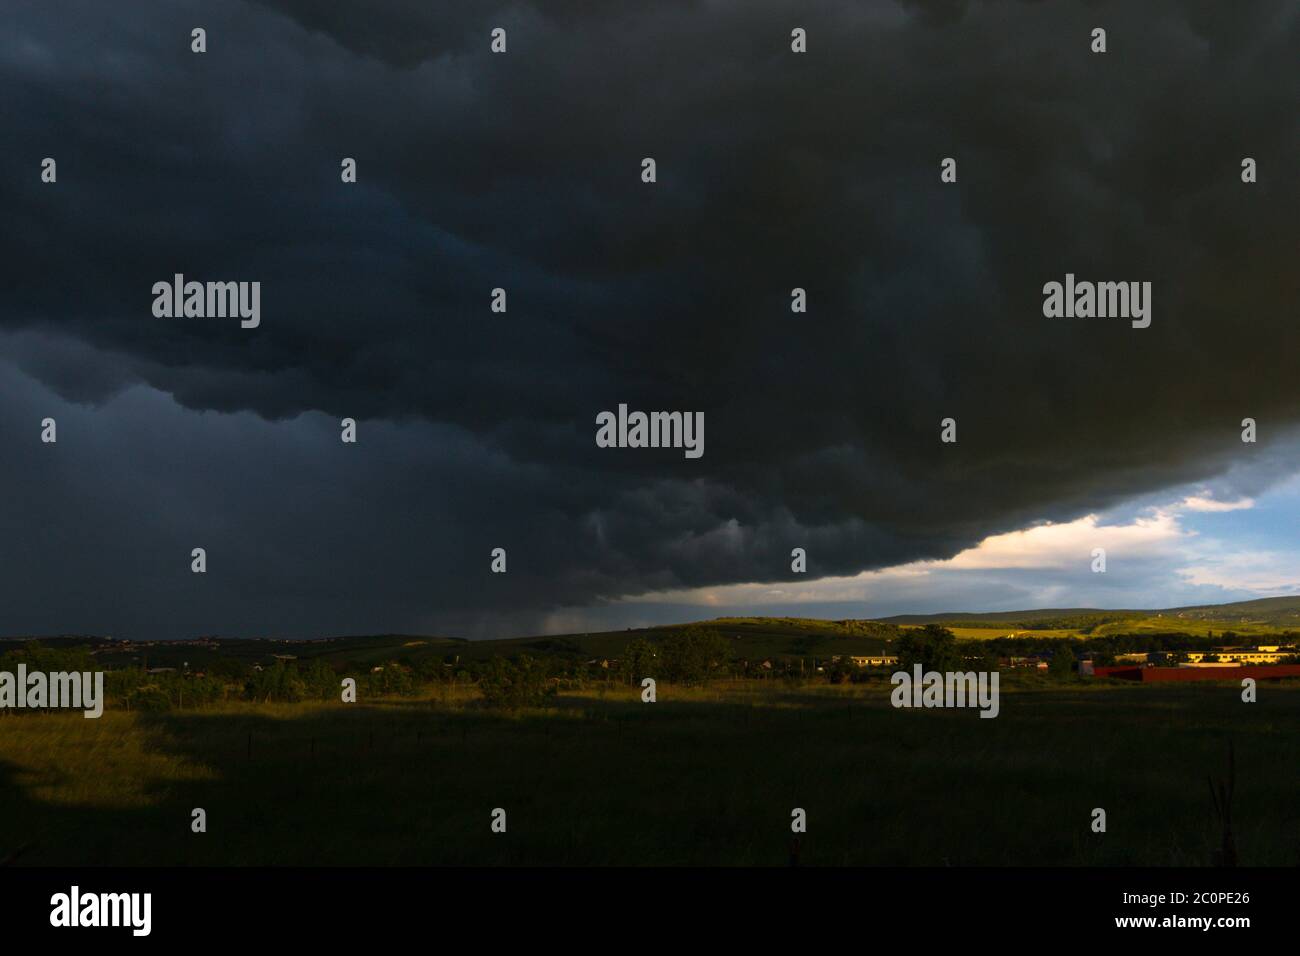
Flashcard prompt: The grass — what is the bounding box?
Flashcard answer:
[941,626,1080,640]
[2,678,1298,866]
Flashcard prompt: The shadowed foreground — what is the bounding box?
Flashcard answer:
[2,680,1298,866]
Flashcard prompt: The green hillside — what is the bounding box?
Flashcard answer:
[445,617,901,664]
[6,597,1299,668]
[881,596,1300,635]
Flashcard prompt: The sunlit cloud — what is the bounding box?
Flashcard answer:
[1178,494,1255,513]
[1177,553,1300,594]
[606,487,1298,620]
[941,512,1186,571]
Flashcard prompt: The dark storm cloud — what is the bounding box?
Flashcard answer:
[0,0,1296,638]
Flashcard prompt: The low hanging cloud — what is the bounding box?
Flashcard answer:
[0,1,1297,638]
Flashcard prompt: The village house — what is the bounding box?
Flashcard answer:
[849,654,899,668]
[1184,645,1296,665]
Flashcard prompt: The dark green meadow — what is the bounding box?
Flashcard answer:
[3,678,1298,866]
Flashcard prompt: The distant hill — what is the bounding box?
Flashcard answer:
[479,598,1300,660]
[882,596,1300,631]
[5,597,1299,667]
[1157,595,1300,625]
[476,616,903,662]
[2,619,902,669]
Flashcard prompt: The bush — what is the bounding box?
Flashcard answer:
[0,641,95,674]
[824,656,859,684]
[206,657,252,681]
[124,684,172,712]
[245,662,307,703]
[478,655,556,709]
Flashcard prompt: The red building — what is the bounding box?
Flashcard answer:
[1091,664,1300,682]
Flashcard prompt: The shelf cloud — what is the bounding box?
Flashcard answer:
[1,0,1297,638]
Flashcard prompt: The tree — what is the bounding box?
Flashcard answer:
[896,625,961,673]
[964,642,1001,671]
[660,627,730,685]
[206,656,251,682]
[301,658,338,698]
[620,638,658,683]
[1049,643,1075,678]
[362,660,417,697]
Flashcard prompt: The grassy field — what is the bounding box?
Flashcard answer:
[940,626,1080,641]
[3,677,1298,866]
[1087,618,1290,639]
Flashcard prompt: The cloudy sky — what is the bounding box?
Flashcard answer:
[2,0,1297,640]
